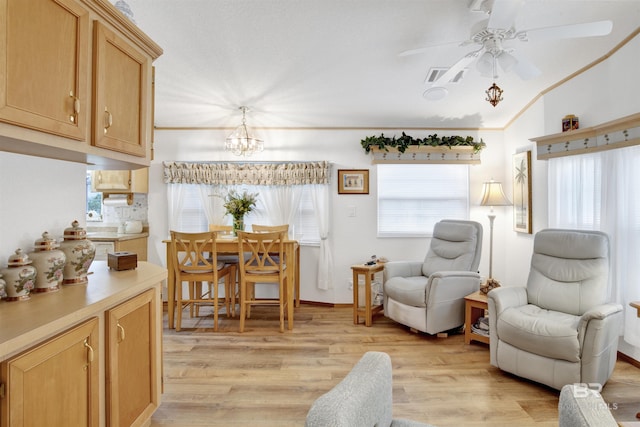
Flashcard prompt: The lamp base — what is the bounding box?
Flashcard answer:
[480,277,501,295]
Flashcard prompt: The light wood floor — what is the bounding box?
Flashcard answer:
[152,304,640,427]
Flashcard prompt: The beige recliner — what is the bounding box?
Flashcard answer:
[383,220,483,335]
[488,229,623,390]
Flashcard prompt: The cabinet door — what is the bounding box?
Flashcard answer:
[0,318,99,427]
[0,0,89,140]
[91,168,148,193]
[106,288,160,427]
[91,170,132,192]
[116,237,148,261]
[93,21,149,157]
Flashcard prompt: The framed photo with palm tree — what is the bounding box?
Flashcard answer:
[512,150,532,234]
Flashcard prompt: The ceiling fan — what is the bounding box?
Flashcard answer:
[400,0,613,87]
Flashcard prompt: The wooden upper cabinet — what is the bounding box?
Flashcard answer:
[0,0,89,140]
[90,168,148,193]
[93,21,149,157]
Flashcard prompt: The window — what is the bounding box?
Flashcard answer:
[377,164,469,237]
[86,172,103,221]
[172,184,321,245]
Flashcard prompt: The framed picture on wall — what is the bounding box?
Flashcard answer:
[338,169,369,194]
[512,150,532,234]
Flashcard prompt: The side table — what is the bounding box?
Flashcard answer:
[464,290,489,345]
[351,263,384,326]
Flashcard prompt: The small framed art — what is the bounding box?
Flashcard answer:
[338,169,369,194]
[512,150,532,234]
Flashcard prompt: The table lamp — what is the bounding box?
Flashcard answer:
[480,180,512,280]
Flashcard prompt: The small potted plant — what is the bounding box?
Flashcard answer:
[223,189,258,235]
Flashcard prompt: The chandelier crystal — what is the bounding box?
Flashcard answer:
[225,106,264,157]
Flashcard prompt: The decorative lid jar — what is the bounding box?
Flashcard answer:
[28,231,66,293]
[59,220,95,285]
[0,249,37,301]
[0,273,5,299]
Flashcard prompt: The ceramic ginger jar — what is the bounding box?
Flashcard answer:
[59,220,95,285]
[28,231,66,293]
[0,249,37,301]
[0,273,5,299]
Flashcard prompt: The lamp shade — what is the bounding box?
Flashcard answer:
[480,181,512,207]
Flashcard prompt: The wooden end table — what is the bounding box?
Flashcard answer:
[351,263,384,326]
[464,290,490,345]
[631,301,640,317]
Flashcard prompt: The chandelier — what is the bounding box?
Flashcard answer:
[485,82,503,107]
[225,106,264,156]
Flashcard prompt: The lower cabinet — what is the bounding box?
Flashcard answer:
[115,237,148,261]
[106,288,159,427]
[0,318,100,427]
[0,283,161,427]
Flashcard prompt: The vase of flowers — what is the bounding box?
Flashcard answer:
[223,189,258,235]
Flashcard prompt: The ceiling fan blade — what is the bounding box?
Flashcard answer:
[487,0,524,30]
[399,39,471,57]
[432,50,482,86]
[510,51,541,80]
[518,20,613,43]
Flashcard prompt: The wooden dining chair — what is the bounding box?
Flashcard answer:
[209,224,240,315]
[170,230,236,331]
[251,224,289,234]
[236,230,289,332]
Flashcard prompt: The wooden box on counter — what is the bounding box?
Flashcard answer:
[108,251,138,270]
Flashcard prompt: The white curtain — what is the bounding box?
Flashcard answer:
[258,185,303,235]
[167,184,185,231]
[548,145,640,347]
[310,184,333,290]
[198,184,228,226]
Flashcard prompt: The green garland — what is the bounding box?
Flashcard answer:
[361,132,486,154]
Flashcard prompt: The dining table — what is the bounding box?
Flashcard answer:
[163,235,300,329]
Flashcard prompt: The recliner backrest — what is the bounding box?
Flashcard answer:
[422,220,482,277]
[527,229,610,315]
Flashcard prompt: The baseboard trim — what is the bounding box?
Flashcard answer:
[617,351,640,368]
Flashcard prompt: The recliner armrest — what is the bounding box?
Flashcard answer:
[577,303,623,343]
[487,286,528,315]
[383,261,424,280]
[426,271,481,305]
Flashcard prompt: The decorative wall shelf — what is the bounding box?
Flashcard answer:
[369,146,481,164]
[531,112,640,160]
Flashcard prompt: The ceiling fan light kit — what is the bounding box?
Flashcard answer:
[401,0,613,91]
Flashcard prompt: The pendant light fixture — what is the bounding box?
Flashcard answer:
[225,106,264,157]
[486,82,504,107]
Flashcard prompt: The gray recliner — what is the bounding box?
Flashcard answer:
[383,220,483,335]
[488,229,623,391]
[305,351,434,427]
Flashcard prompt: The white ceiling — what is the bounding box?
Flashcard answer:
[123,0,640,130]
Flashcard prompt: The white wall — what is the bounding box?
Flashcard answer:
[0,151,87,263]
[502,32,640,359]
[149,128,506,304]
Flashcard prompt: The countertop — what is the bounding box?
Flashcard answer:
[0,261,166,361]
[86,231,149,242]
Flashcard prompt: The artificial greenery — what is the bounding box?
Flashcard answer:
[361,132,486,154]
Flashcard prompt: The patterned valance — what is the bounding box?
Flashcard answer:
[163,161,330,185]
